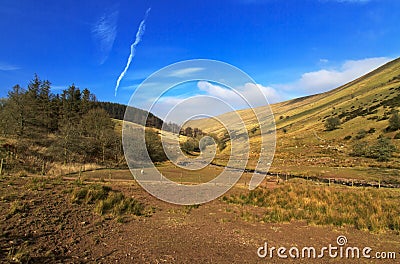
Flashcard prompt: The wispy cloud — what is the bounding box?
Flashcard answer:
[167,67,204,77]
[92,8,119,65]
[0,62,20,71]
[115,8,151,96]
[319,58,329,64]
[120,81,162,91]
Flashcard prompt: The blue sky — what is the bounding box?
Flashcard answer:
[1,0,400,122]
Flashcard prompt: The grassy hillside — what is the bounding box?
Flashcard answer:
[187,58,400,181]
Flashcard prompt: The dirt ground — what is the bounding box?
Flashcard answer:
[0,174,399,263]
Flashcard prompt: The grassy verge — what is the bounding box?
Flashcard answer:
[222,179,400,233]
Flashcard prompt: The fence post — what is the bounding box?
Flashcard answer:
[0,158,3,175]
[79,166,82,181]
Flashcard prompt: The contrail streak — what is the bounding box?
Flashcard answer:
[115,8,151,96]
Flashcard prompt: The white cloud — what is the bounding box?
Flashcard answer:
[92,9,119,65]
[0,62,20,71]
[288,57,392,94]
[167,67,204,78]
[198,81,282,106]
[197,81,235,98]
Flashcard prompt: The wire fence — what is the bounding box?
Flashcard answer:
[1,157,399,189]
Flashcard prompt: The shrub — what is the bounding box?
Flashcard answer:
[394,132,400,139]
[350,136,397,161]
[324,117,340,131]
[387,110,400,131]
[350,141,369,157]
[181,138,200,153]
[145,129,167,162]
[343,135,352,140]
[355,129,367,140]
[367,136,397,161]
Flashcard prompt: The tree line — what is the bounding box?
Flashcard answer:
[98,101,165,129]
[0,75,169,172]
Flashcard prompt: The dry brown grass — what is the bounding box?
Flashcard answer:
[223,179,400,233]
[46,162,102,176]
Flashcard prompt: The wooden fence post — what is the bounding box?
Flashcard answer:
[79,166,82,181]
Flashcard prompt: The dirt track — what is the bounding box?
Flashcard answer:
[0,175,399,263]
